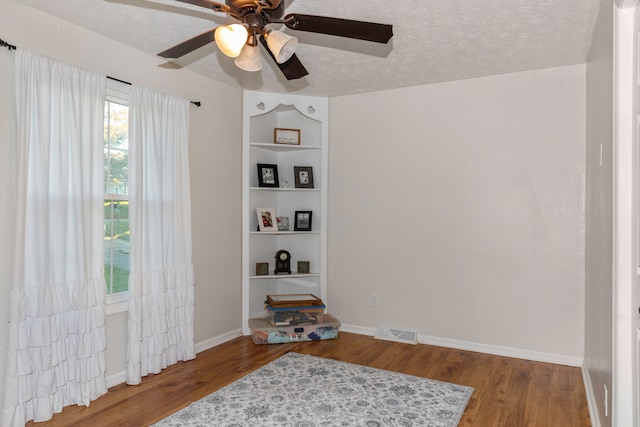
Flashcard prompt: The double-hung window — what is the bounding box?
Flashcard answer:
[104,81,130,310]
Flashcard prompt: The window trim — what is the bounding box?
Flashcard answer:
[105,79,131,313]
[106,291,129,315]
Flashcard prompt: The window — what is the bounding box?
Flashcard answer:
[104,97,129,296]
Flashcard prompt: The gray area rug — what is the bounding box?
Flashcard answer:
[153,352,474,427]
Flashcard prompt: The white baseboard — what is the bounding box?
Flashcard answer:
[581,364,601,427]
[105,328,243,389]
[106,371,127,389]
[195,328,242,354]
[341,323,378,337]
[340,323,584,367]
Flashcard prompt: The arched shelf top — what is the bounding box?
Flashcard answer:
[243,91,328,122]
[252,103,320,123]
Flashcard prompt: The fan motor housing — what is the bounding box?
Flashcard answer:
[228,0,284,17]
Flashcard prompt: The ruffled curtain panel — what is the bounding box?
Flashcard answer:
[126,86,195,385]
[3,50,108,426]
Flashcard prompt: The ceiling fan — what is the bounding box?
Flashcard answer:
[158,0,393,80]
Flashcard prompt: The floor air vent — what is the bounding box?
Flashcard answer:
[375,326,417,344]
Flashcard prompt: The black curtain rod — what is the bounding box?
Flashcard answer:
[0,41,201,107]
[0,38,16,51]
[107,76,201,107]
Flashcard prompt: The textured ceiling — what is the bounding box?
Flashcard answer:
[12,0,602,97]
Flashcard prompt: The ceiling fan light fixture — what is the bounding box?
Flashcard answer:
[265,29,298,64]
[214,24,249,58]
[235,43,262,71]
[157,2,394,81]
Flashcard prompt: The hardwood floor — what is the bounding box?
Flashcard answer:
[28,332,591,426]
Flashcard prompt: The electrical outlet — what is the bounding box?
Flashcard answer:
[370,294,379,307]
[604,384,608,417]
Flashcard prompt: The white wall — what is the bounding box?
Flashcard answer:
[328,66,586,361]
[0,0,243,409]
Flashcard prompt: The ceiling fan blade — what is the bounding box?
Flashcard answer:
[284,14,393,44]
[259,36,308,80]
[158,29,216,58]
[174,0,229,12]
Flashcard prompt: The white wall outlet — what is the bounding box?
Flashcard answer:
[604,384,608,417]
[370,293,379,307]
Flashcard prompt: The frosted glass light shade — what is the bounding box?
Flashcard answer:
[215,24,249,58]
[235,44,262,71]
[265,30,298,63]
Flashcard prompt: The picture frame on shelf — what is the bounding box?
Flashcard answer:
[277,216,290,231]
[257,208,278,232]
[256,262,269,276]
[257,163,279,187]
[294,210,312,231]
[294,166,314,188]
[274,128,300,145]
[297,261,310,274]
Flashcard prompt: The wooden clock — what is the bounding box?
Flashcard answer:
[274,249,292,275]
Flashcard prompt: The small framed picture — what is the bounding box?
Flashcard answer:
[256,262,269,276]
[274,128,300,145]
[294,210,312,231]
[277,216,290,231]
[294,166,314,188]
[297,261,310,274]
[257,163,279,188]
[257,207,278,232]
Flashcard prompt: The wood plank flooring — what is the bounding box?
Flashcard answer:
[27,332,591,426]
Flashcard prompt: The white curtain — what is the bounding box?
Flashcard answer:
[3,50,107,426]
[126,86,195,385]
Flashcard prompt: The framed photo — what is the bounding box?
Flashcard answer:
[297,261,310,274]
[257,163,279,188]
[257,208,278,232]
[294,210,312,231]
[274,128,300,145]
[294,166,314,188]
[256,262,269,276]
[276,216,290,231]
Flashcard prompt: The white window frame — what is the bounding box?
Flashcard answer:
[105,79,131,315]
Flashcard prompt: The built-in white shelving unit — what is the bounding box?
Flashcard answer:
[242,91,328,335]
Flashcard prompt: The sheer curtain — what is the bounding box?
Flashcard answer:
[126,86,195,385]
[3,50,107,426]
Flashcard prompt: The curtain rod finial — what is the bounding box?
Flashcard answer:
[0,38,17,51]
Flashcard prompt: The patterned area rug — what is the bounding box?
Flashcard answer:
[153,352,474,427]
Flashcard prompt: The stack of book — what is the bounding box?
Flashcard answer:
[265,294,326,326]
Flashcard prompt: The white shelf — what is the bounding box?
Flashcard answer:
[250,231,320,235]
[249,187,321,192]
[250,142,321,152]
[249,273,321,279]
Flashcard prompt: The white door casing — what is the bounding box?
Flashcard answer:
[632,5,640,425]
[615,1,640,426]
